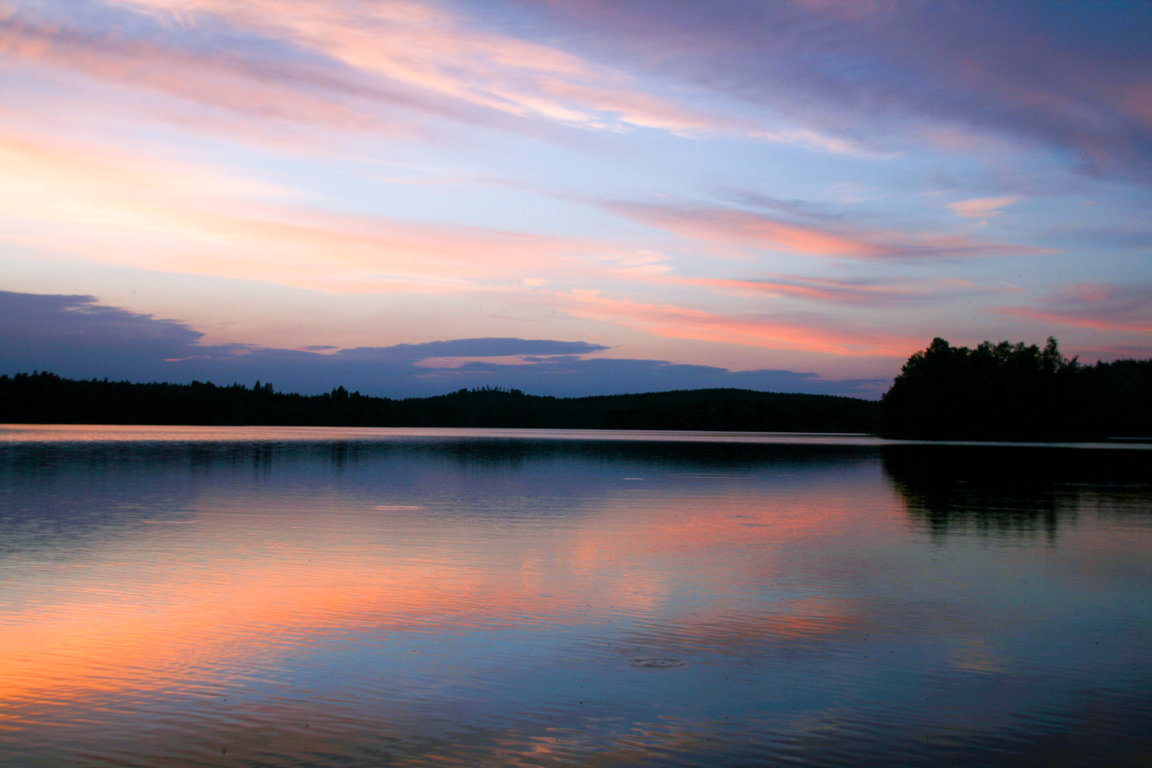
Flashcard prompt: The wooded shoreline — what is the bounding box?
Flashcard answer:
[0,372,880,434]
[3,337,1148,440]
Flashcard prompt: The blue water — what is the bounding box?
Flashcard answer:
[0,427,1149,767]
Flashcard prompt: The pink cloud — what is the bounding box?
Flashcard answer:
[948,196,1018,219]
[0,14,444,140]
[1069,342,1152,362]
[999,283,1152,333]
[1,0,744,145]
[606,201,1053,260]
[512,1,1152,180]
[681,275,989,307]
[0,0,904,159]
[559,290,919,356]
[0,132,624,292]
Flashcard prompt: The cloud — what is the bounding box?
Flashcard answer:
[999,283,1152,333]
[6,0,1151,184]
[683,275,991,308]
[0,291,886,397]
[605,200,1052,260]
[1070,341,1152,361]
[0,0,770,148]
[506,0,1152,181]
[1,0,1023,165]
[0,291,208,377]
[0,8,432,142]
[558,290,918,357]
[1037,227,1152,251]
[0,132,623,292]
[403,355,888,398]
[949,197,1018,219]
[333,338,608,361]
[792,0,898,21]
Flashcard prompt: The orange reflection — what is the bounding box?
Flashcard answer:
[0,477,884,714]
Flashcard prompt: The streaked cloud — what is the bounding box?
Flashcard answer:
[1000,283,1152,334]
[605,201,1052,260]
[683,275,990,308]
[335,338,608,361]
[1,0,1149,387]
[514,0,1152,180]
[0,291,886,397]
[949,197,1018,219]
[559,290,917,357]
[1,0,783,146]
[0,132,618,291]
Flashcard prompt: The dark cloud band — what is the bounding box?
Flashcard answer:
[0,291,884,398]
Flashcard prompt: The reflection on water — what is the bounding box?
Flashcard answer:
[884,444,1151,540]
[0,428,1150,767]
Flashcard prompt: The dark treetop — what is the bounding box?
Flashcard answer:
[880,337,1151,440]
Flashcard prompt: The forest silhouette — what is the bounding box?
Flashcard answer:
[880,337,1150,440]
[0,375,878,433]
[883,443,1151,539]
[2,337,1148,439]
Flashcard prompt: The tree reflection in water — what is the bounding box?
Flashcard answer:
[883,444,1150,541]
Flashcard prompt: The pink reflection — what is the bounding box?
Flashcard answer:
[0,474,887,714]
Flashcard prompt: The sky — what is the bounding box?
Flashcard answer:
[1,0,1150,399]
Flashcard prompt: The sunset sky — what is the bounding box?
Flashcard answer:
[1,0,1150,398]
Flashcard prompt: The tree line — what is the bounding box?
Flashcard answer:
[2,337,1147,440]
[0,374,880,433]
[880,337,1150,440]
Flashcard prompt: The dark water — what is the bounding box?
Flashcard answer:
[0,426,1149,767]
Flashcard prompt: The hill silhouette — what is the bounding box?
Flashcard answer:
[6,337,1147,439]
[0,373,880,433]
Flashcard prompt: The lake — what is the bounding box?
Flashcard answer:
[1,426,1150,767]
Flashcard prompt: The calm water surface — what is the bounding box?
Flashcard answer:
[0,426,1149,767]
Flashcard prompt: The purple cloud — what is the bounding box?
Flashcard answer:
[496,0,1152,181]
[604,199,1053,260]
[0,291,885,398]
[999,283,1152,333]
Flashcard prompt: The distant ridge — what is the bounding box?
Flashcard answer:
[0,373,880,434]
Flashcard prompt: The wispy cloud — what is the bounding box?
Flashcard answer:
[0,0,822,148]
[605,201,1052,260]
[0,132,621,291]
[129,0,718,133]
[1,0,1147,391]
[681,275,992,308]
[1000,283,1152,333]
[949,197,1018,219]
[559,290,917,356]
[0,290,886,396]
[519,0,1152,180]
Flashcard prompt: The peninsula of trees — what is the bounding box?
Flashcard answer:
[880,337,1150,440]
